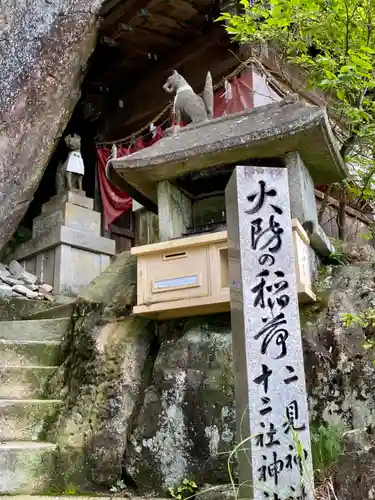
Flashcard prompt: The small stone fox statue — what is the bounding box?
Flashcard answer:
[163,70,214,126]
[56,134,85,194]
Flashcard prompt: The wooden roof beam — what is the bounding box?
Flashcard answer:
[100,0,153,34]
[102,35,238,139]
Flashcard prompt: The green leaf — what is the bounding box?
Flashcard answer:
[363,341,374,350]
[349,54,373,71]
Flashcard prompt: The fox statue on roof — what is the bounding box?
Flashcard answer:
[163,70,214,126]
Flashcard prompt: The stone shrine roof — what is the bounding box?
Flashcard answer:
[106,98,347,209]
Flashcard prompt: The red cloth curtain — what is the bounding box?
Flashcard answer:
[214,72,254,117]
[96,71,255,227]
[96,126,164,229]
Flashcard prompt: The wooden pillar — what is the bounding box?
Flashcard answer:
[157,180,192,241]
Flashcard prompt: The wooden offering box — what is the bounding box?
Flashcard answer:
[131,231,230,319]
[132,220,315,319]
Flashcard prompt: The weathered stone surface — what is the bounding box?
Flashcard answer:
[39,284,53,294]
[0,297,60,321]
[1,276,24,287]
[42,252,156,492]
[300,259,375,498]
[108,99,347,206]
[226,165,313,499]
[0,366,58,399]
[0,339,60,367]
[125,315,234,494]
[0,400,61,442]
[33,200,100,239]
[0,263,10,278]
[0,284,13,298]
[0,267,54,301]
[0,1,103,252]
[303,263,375,431]
[9,261,37,285]
[42,191,94,214]
[125,253,375,496]
[9,260,26,277]
[197,484,235,500]
[13,285,39,300]
[0,319,69,342]
[334,447,375,499]
[12,226,115,261]
[0,441,57,494]
[36,240,375,497]
[285,151,318,231]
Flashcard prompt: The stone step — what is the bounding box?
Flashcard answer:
[0,399,61,441]
[0,497,152,500]
[0,297,61,321]
[0,339,60,366]
[0,318,69,342]
[0,441,56,494]
[25,299,75,320]
[0,366,58,399]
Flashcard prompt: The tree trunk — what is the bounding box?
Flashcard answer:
[338,198,347,241]
[0,1,104,251]
[317,184,333,225]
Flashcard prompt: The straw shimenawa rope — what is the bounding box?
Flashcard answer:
[96,55,286,147]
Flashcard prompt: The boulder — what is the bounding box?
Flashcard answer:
[8,260,37,284]
[0,263,10,278]
[124,258,375,496]
[0,276,23,287]
[0,1,103,252]
[42,245,375,498]
[303,263,375,432]
[0,284,13,298]
[42,252,156,492]
[125,315,234,494]
[334,447,375,499]
[197,484,235,500]
[39,284,53,294]
[301,261,375,498]
[13,284,39,299]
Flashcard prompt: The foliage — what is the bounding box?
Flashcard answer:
[169,479,198,500]
[310,424,345,479]
[321,238,349,265]
[342,309,375,351]
[325,251,349,266]
[218,0,375,231]
[109,479,127,494]
[63,486,78,495]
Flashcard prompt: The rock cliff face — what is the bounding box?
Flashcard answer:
[125,315,235,493]
[47,250,375,498]
[302,259,375,499]
[0,1,103,251]
[42,252,156,491]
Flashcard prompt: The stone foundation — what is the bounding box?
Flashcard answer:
[12,191,115,296]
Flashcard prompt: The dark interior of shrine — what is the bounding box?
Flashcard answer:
[21,0,240,239]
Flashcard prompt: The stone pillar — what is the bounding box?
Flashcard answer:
[157,180,192,241]
[285,151,334,257]
[225,165,314,500]
[13,191,115,296]
[284,151,318,233]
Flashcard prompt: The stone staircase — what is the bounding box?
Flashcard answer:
[0,307,71,493]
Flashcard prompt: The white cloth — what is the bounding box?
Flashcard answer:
[65,151,85,175]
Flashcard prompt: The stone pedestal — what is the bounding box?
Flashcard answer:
[12,191,115,296]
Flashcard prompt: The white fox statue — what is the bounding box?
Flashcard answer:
[162,70,214,126]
